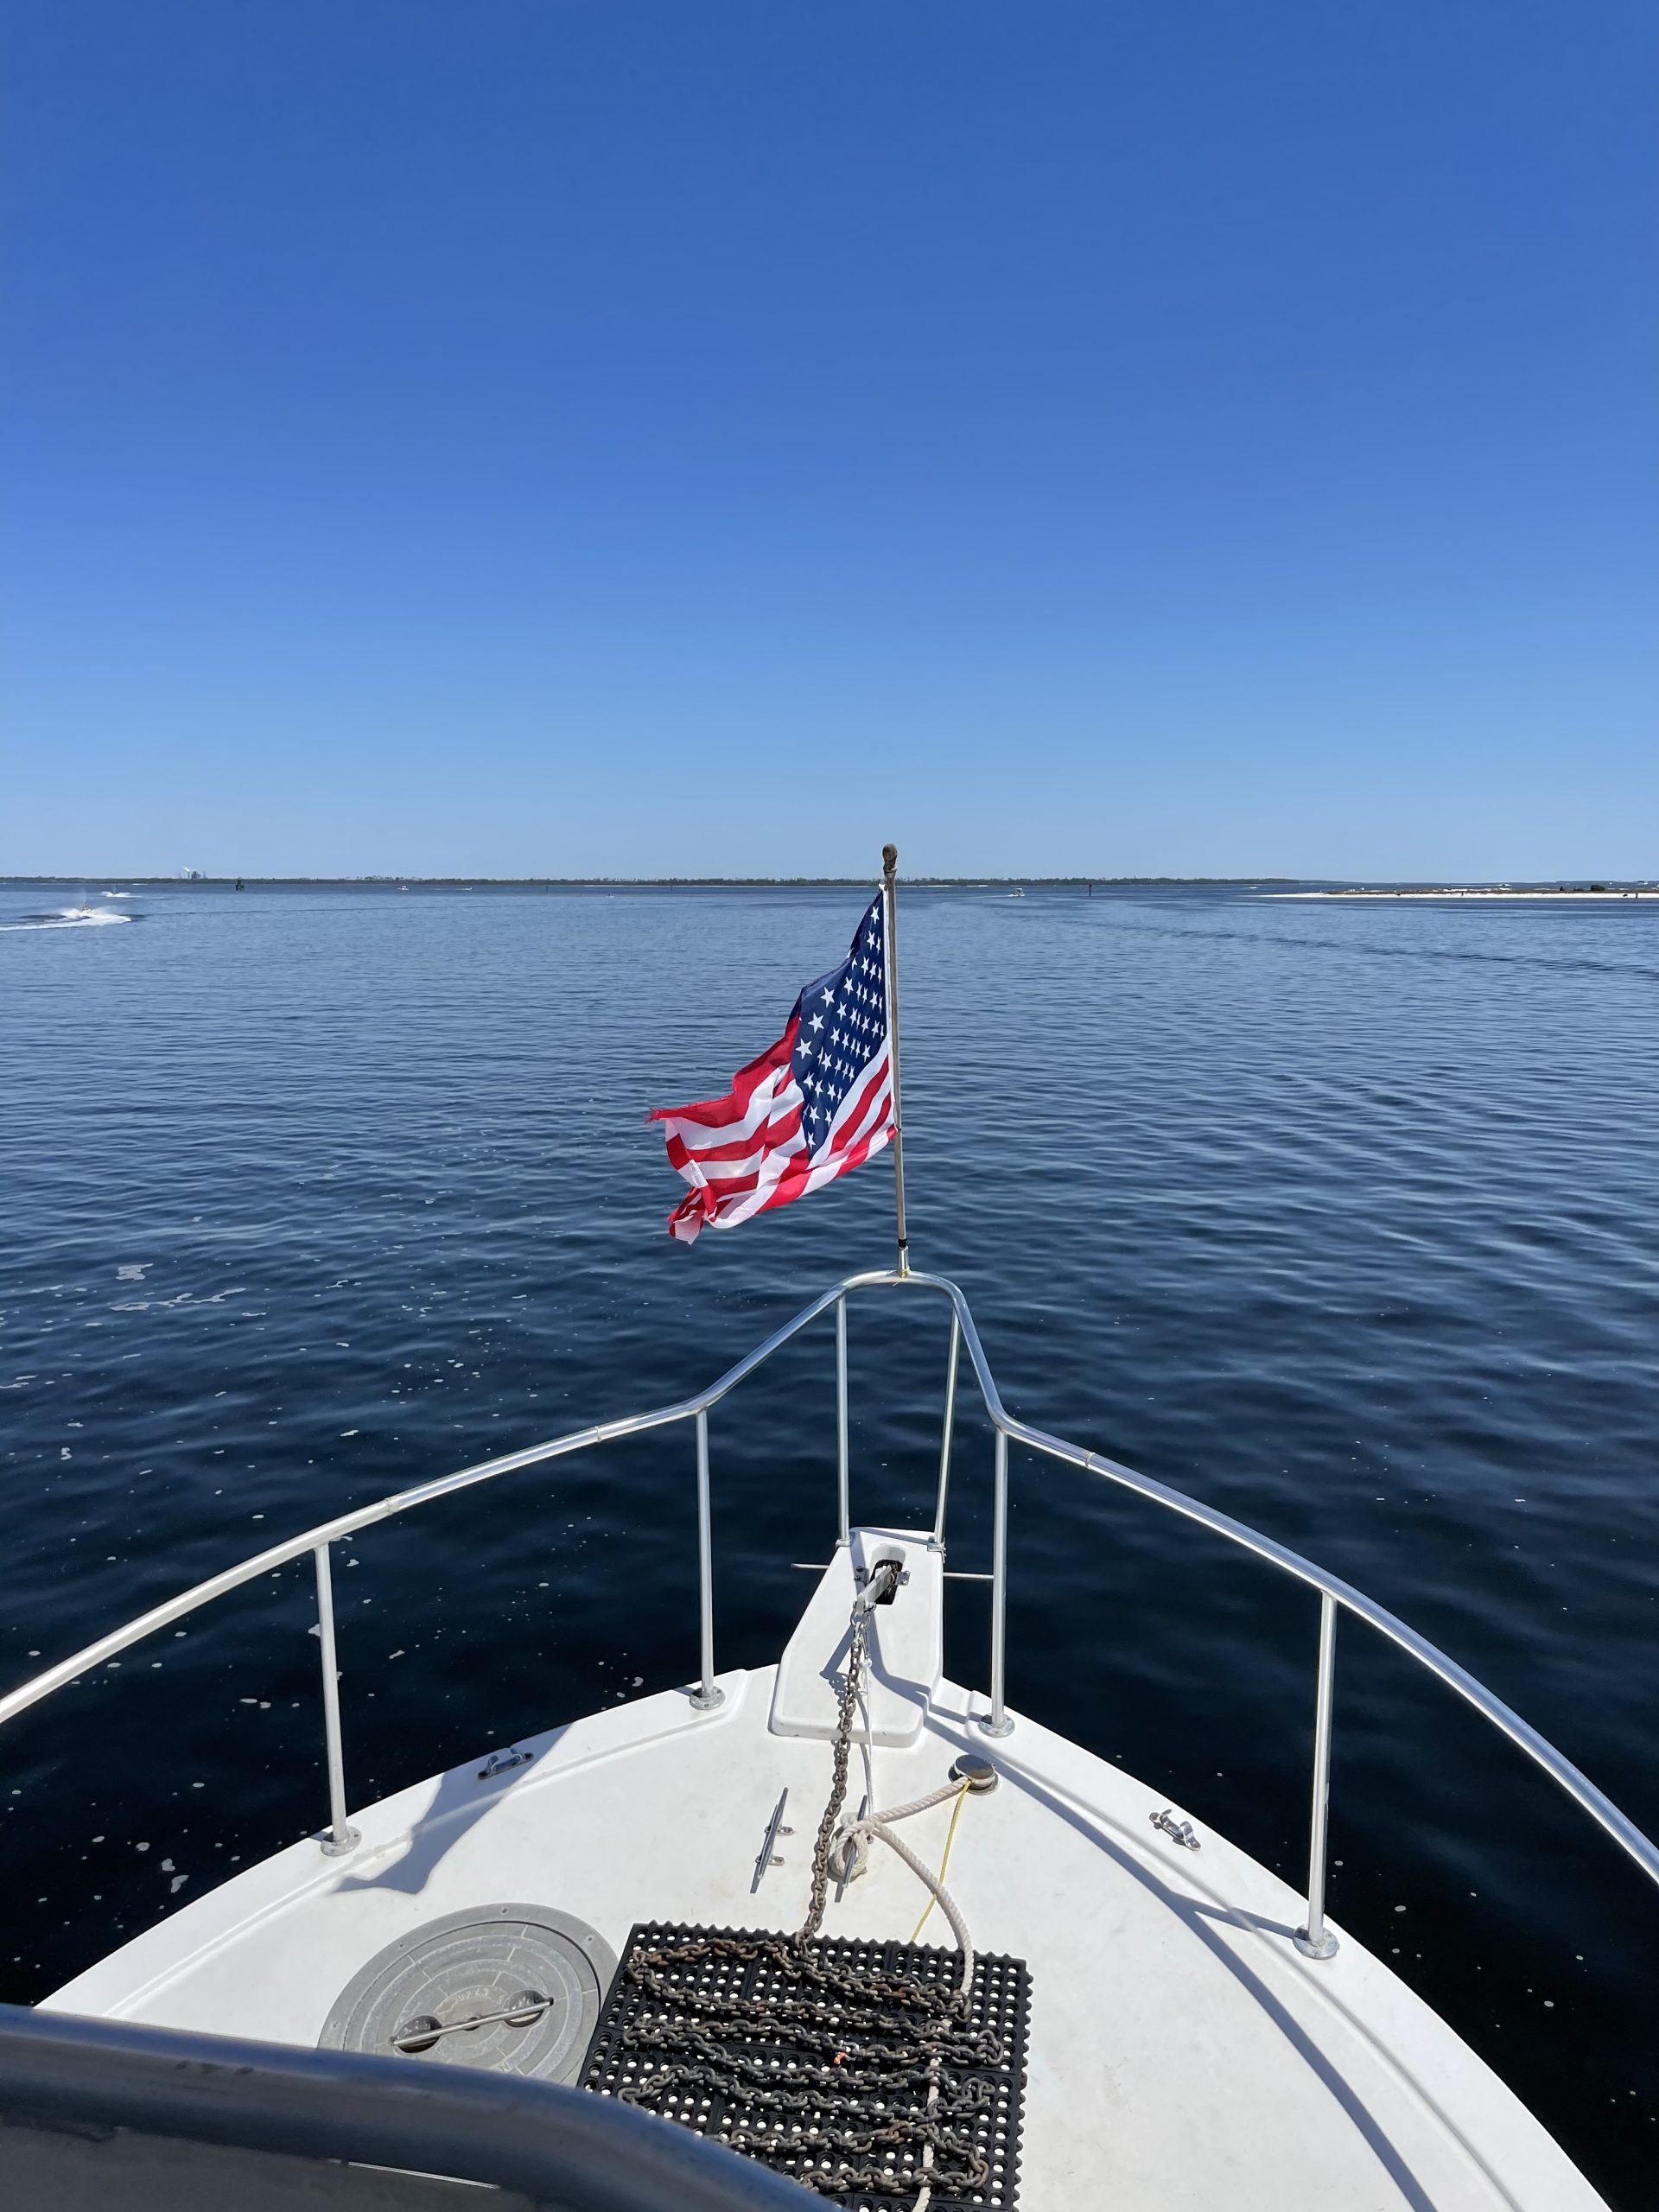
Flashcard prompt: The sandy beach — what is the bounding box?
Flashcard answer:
[1271,887,1652,901]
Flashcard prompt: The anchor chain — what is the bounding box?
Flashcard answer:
[614,1573,1001,2201]
[799,1587,875,1945]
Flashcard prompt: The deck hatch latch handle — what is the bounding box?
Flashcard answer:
[391,1988,551,2052]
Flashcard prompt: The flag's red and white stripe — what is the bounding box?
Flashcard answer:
[649,899,893,1243]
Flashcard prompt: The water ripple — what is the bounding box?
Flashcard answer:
[2,879,1656,2199]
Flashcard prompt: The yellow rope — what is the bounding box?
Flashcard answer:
[910,1783,970,1943]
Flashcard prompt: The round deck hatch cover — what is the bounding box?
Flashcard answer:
[320,1904,615,2082]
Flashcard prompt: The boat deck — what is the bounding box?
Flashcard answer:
[45,1664,1602,2212]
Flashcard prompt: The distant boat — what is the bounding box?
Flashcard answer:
[51,892,130,927]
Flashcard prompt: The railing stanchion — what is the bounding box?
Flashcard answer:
[313,1542,359,1856]
[980,1428,1014,1738]
[931,1312,961,1551]
[836,1296,850,1548]
[690,1410,724,1711]
[1295,1592,1340,1959]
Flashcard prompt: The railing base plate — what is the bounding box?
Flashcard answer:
[1294,1926,1338,1961]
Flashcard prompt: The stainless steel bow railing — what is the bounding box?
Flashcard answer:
[3,1269,1656,1956]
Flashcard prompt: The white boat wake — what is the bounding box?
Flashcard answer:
[0,906,136,931]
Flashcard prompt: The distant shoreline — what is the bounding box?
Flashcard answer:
[0,873,1295,889]
[3,875,1653,895]
[1272,887,1653,901]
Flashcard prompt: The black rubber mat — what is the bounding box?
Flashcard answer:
[581,1923,1030,2208]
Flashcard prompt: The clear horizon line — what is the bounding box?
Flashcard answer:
[6,873,1656,894]
[3,870,1313,887]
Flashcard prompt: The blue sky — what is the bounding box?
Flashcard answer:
[3,2,1654,879]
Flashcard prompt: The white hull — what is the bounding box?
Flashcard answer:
[47,1657,1601,2212]
[16,1267,1643,2209]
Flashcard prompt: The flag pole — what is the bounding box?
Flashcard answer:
[881,842,910,1277]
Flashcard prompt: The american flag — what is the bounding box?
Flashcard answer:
[649,894,894,1243]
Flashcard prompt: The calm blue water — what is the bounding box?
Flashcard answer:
[3,880,1656,2198]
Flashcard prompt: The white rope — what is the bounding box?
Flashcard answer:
[864,1781,963,1827]
[834,1573,977,1987]
[829,1779,976,1991]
